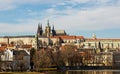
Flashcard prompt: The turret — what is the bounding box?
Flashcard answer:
[92,33,96,39]
[52,25,56,36]
[45,20,51,37]
[47,20,50,27]
[37,23,43,36]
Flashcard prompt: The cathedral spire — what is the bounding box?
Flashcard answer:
[52,25,56,36]
[37,23,40,35]
[37,23,43,36]
[47,20,50,26]
[52,25,54,30]
[40,24,42,29]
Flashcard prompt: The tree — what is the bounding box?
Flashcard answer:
[33,49,51,71]
[30,48,36,71]
[98,42,103,52]
[10,41,16,45]
[60,45,80,66]
[53,50,65,66]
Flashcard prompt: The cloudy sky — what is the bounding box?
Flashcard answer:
[0,0,120,38]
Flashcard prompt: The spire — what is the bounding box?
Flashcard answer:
[40,24,43,36]
[37,23,43,36]
[92,33,96,39]
[37,23,40,35]
[47,20,50,26]
[40,24,42,29]
[52,25,56,36]
[52,25,54,30]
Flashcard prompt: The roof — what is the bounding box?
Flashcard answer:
[21,45,32,48]
[50,35,84,39]
[0,42,7,44]
[85,38,120,41]
[79,52,87,56]
[0,46,6,51]
[0,43,7,46]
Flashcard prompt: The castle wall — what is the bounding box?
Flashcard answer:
[50,38,60,45]
[0,38,9,44]
[9,37,35,45]
[38,37,49,45]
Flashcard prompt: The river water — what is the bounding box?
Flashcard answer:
[47,70,120,74]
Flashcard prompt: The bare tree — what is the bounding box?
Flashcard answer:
[30,48,36,71]
[60,45,80,66]
[33,49,51,71]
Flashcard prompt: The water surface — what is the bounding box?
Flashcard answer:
[47,70,120,74]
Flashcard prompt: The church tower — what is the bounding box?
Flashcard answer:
[37,23,43,36]
[45,20,51,37]
[52,25,56,36]
[92,33,97,39]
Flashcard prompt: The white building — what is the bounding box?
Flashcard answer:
[1,48,13,61]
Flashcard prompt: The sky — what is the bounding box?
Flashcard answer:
[0,0,120,38]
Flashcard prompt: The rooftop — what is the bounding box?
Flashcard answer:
[51,35,84,39]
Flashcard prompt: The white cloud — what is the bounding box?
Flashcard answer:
[70,0,90,3]
[0,23,36,33]
[0,0,118,11]
[43,6,120,32]
[0,0,15,10]
[1,5,120,35]
[0,0,120,36]
[0,0,65,11]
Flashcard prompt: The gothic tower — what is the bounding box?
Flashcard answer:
[37,23,43,36]
[45,20,51,37]
[52,25,56,36]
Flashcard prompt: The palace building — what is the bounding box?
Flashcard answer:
[83,34,120,50]
[0,21,120,50]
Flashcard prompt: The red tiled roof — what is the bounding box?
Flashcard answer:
[0,42,7,47]
[79,52,86,56]
[86,38,120,41]
[7,44,15,47]
[76,36,84,39]
[21,45,32,48]
[59,36,76,39]
[50,35,84,39]
[0,42,7,44]
[0,46,6,51]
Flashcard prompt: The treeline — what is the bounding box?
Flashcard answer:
[30,45,83,71]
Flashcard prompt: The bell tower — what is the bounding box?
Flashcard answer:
[92,33,97,39]
[45,20,51,37]
[37,23,43,36]
[52,25,56,36]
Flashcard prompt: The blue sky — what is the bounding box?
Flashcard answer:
[0,0,120,38]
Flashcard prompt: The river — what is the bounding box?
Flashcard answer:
[47,70,120,74]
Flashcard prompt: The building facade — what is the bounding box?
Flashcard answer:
[83,34,120,49]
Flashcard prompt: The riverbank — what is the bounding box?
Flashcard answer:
[0,72,45,74]
[57,66,120,70]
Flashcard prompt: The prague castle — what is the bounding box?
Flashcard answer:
[0,20,68,50]
[0,20,120,50]
[0,21,120,70]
